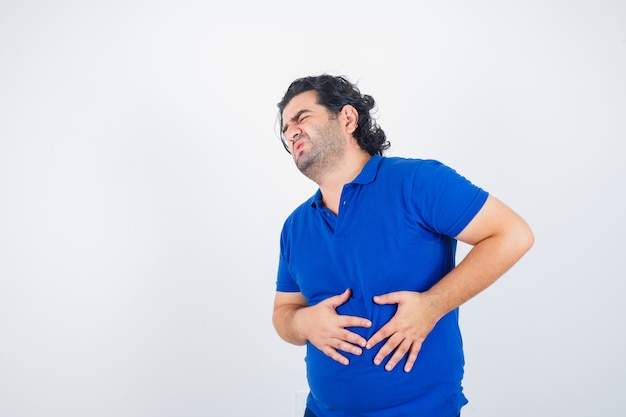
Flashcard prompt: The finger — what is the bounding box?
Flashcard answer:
[335,338,364,356]
[339,315,372,330]
[322,346,350,366]
[403,342,422,373]
[372,333,403,366]
[328,288,351,308]
[372,291,402,306]
[384,339,412,371]
[365,325,393,349]
[340,329,368,348]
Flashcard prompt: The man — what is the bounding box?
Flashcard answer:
[272,74,534,417]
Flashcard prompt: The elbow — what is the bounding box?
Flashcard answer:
[272,308,284,336]
[516,219,535,256]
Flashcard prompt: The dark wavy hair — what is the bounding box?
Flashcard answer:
[277,74,390,156]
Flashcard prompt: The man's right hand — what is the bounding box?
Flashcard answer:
[273,288,372,365]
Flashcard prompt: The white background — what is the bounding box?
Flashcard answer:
[1,1,624,416]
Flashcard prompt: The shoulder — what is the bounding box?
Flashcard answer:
[378,156,452,181]
[379,156,485,203]
[282,193,318,230]
[380,156,444,170]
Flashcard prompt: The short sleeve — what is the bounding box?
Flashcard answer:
[275,219,301,292]
[412,161,489,237]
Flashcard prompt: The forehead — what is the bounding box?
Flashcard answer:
[282,90,321,119]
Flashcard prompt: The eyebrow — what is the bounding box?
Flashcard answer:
[282,109,311,134]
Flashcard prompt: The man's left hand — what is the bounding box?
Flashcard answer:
[365,291,441,372]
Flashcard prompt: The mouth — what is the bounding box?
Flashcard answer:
[294,140,305,154]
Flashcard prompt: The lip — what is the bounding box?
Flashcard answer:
[294,140,305,154]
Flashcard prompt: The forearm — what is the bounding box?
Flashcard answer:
[273,303,308,346]
[426,219,534,319]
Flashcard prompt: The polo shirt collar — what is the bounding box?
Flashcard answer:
[352,154,382,185]
[310,154,383,208]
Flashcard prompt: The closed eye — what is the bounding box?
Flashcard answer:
[283,109,312,135]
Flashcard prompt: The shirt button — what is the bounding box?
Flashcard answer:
[342,201,346,205]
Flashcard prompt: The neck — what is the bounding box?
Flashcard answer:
[317,150,372,215]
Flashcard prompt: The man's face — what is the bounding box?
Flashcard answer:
[281,91,346,178]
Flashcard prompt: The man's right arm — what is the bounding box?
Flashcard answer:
[272,291,310,346]
[272,289,372,365]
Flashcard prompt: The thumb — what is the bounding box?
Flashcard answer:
[372,291,402,306]
[328,288,351,308]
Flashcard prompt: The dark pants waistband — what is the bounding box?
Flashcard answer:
[304,407,460,417]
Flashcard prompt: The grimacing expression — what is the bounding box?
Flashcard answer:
[281,91,347,179]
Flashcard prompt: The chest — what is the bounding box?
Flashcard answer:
[286,184,457,305]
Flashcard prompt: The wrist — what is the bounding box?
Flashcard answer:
[291,306,310,345]
[421,289,449,323]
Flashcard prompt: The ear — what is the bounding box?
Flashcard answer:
[340,104,359,135]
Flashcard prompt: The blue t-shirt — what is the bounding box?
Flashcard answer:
[276,155,488,417]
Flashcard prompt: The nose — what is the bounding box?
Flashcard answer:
[287,125,301,141]
[284,125,302,149]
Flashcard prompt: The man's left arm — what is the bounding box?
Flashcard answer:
[365,195,534,372]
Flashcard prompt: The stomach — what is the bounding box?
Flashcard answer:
[305,313,465,414]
